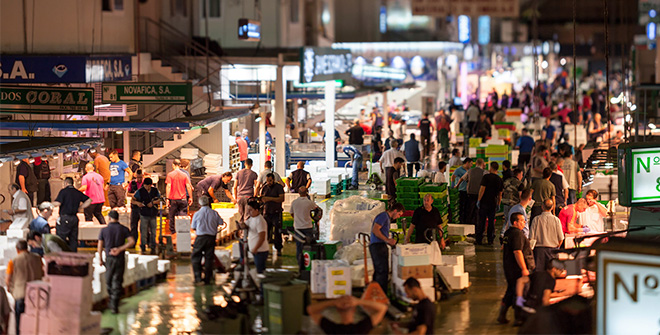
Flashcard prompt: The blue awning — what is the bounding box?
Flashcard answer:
[0,121,191,132]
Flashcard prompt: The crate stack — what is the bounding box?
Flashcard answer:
[392,244,435,302]
[435,255,470,290]
[229,145,241,172]
[449,187,460,224]
[396,177,424,210]
[485,145,509,174]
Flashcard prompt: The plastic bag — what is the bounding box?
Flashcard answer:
[329,195,385,244]
[334,241,369,264]
[429,241,443,265]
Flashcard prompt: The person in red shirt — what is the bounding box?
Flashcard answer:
[558,198,589,234]
[166,159,193,234]
[235,132,248,168]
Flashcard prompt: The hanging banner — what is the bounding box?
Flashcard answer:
[300,47,353,83]
[0,55,132,84]
[0,86,94,115]
[411,0,519,18]
[101,82,192,104]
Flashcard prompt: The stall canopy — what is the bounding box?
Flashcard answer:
[0,136,104,162]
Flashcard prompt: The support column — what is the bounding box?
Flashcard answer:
[325,80,336,168]
[222,120,230,171]
[382,91,389,140]
[123,116,130,164]
[259,110,266,167]
[274,55,287,176]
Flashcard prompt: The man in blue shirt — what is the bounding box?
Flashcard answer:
[370,202,405,293]
[501,188,533,242]
[343,145,363,190]
[108,150,133,209]
[191,196,224,285]
[403,134,421,177]
[451,158,472,225]
[515,128,535,170]
[542,118,556,148]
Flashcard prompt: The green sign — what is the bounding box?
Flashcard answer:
[618,142,660,206]
[0,86,94,115]
[102,82,192,104]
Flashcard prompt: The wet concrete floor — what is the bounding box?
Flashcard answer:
[100,190,521,334]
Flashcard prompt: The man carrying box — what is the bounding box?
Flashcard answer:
[370,202,405,293]
[98,210,136,314]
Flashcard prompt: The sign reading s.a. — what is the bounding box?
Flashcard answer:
[0,60,35,80]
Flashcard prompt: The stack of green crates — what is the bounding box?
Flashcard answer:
[396,177,424,210]
[449,187,460,223]
[331,183,343,196]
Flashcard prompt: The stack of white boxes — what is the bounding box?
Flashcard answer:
[180,148,199,160]
[310,174,331,197]
[310,260,349,297]
[393,244,435,302]
[137,255,159,279]
[447,224,476,236]
[435,255,470,290]
[203,153,222,175]
[21,252,102,335]
[175,216,192,253]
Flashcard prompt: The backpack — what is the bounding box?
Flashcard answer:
[22,161,39,193]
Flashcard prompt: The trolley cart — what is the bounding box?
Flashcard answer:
[365,152,384,190]
[428,227,470,300]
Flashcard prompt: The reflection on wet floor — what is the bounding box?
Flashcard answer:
[101,190,521,335]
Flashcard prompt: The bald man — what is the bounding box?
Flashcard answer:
[80,163,107,225]
[529,199,563,272]
[286,161,312,193]
[290,186,321,271]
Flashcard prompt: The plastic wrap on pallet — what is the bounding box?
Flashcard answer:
[334,241,370,264]
[329,196,386,244]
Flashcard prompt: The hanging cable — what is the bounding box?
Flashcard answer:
[603,0,610,149]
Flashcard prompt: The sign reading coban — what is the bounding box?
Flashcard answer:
[0,86,94,115]
[102,82,192,104]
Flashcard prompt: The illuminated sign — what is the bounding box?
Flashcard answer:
[618,142,660,206]
[300,47,352,83]
[238,19,261,41]
[458,15,471,44]
[596,246,660,335]
[352,64,406,81]
[0,55,132,84]
[478,16,490,45]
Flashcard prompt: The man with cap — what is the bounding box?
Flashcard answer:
[27,231,70,255]
[235,131,249,168]
[191,196,224,284]
[131,177,161,254]
[53,177,92,252]
[98,210,135,314]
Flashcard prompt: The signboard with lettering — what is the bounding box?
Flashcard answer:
[0,86,94,115]
[411,0,519,18]
[101,83,192,104]
[300,47,352,84]
[618,142,660,206]
[0,55,132,84]
[596,242,660,335]
[238,18,261,41]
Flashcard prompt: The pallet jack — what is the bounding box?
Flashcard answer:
[288,207,323,280]
[228,223,260,304]
[156,197,177,259]
[365,152,384,190]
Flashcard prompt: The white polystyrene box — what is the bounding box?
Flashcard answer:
[445,272,469,290]
[176,233,192,253]
[441,255,465,273]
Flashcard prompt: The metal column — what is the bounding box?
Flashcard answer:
[325,80,336,168]
[274,55,287,176]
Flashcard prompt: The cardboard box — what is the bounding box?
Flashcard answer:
[20,313,49,335]
[175,216,191,234]
[311,260,347,294]
[396,243,431,257]
[436,263,463,278]
[25,281,51,317]
[48,275,93,318]
[445,272,469,290]
[447,224,476,236]
[398,254,430,267]
[49,311,102,335]
[441,255,465,273]
[325,266,351,298]
[176,233,192,253]
[397,264,434,279]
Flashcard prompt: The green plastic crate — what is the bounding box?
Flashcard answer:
[396,177,424,187]
[396,192,419,199]
[263,281,309,335]
[397,186,420,193]
[419,183,448,193]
